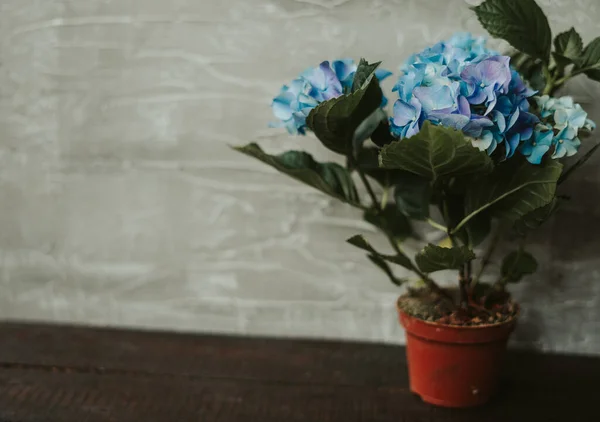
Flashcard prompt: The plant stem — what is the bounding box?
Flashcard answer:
[472,227,502,287]
[493,276,508,291]
[439,196,467,306]
[542,64,555,96]
[352,159,451,300]
[380,186,389,209]
[553,67,590,89]
[426,218,448,233]
[459,265,468,309]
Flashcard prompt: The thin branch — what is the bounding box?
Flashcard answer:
[554,66,594,87]
[426,218,448,233]
[542,63,555,96]
[459,265,468,309]
[352,157,451,300]
[380,186,389,209]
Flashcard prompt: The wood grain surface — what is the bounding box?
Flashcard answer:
[0,322,599,421]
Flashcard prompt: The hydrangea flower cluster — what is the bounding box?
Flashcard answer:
[271,60,392,135]
[391,33,541,160]
[520,95,596,164]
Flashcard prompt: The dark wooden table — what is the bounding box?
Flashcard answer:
[0,323,598,421]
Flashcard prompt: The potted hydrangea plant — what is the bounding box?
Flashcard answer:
[234,0,599,408]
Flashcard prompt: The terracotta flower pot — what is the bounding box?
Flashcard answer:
[398,302,517,408]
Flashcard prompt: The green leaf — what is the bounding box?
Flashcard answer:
[346,235,413,270]
[576,37,600,82]
[306,64,383,155]
[364,205,414,241]
[513,198,558,235]
[460,158,562,232]
[501,249,538,282]
[394,174,431,220]
[351,147,405,187]
[473,0,552,61]
[465,212,492,248]
[233,143,360,205]
[352,58,382,92]
[415,244,475,273]
[370,120,396,147]
[553,27,583,64]
[379,121,493,181]
[366,254,405,286]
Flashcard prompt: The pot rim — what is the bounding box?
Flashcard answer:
[396,296,519,331]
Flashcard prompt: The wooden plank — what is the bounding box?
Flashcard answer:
[0,323,599,421]
[2,322,600,387]
[0,367,594,422]
[0,322,407,386]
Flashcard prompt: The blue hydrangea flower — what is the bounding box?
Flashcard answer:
[536,95,595,132]
[460,55,511,115]
[271,59,392,135]
[552,125,581,159]
[392,97,422,138]
[392,33,543,162]
[300,61,344,102]
[520,128,554,164]
[271,78,318,135]
[446,32,491,58]
[476,70,538,157]
[521,95,596,162]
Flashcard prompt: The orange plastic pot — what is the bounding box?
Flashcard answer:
[398,304,517,408]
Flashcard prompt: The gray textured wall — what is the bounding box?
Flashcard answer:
[1,0,599,354]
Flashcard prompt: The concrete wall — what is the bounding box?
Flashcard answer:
[1,0,599,354]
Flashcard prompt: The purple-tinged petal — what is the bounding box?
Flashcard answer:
[466,86,487,105]
[393,99,420,126]
[428,113,470,130]
[405,121,421,138]
[463,115,494,138]
[458,95,471,117]
[332,59,356,87]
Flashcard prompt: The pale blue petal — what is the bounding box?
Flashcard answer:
[486,137,499,155]
[332,59,356,86]
[413,85,457,113]
[429,113,470,130]
[507,107,520,131]
[552,143,567,159]
[375,68,393,81]
[585,118,596,131]
[526,145,550,164]
[272,93,295,120]
[569,108,588,129]
[492,110,506,133]
[472,130,493,151]
[463,116,493,138]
